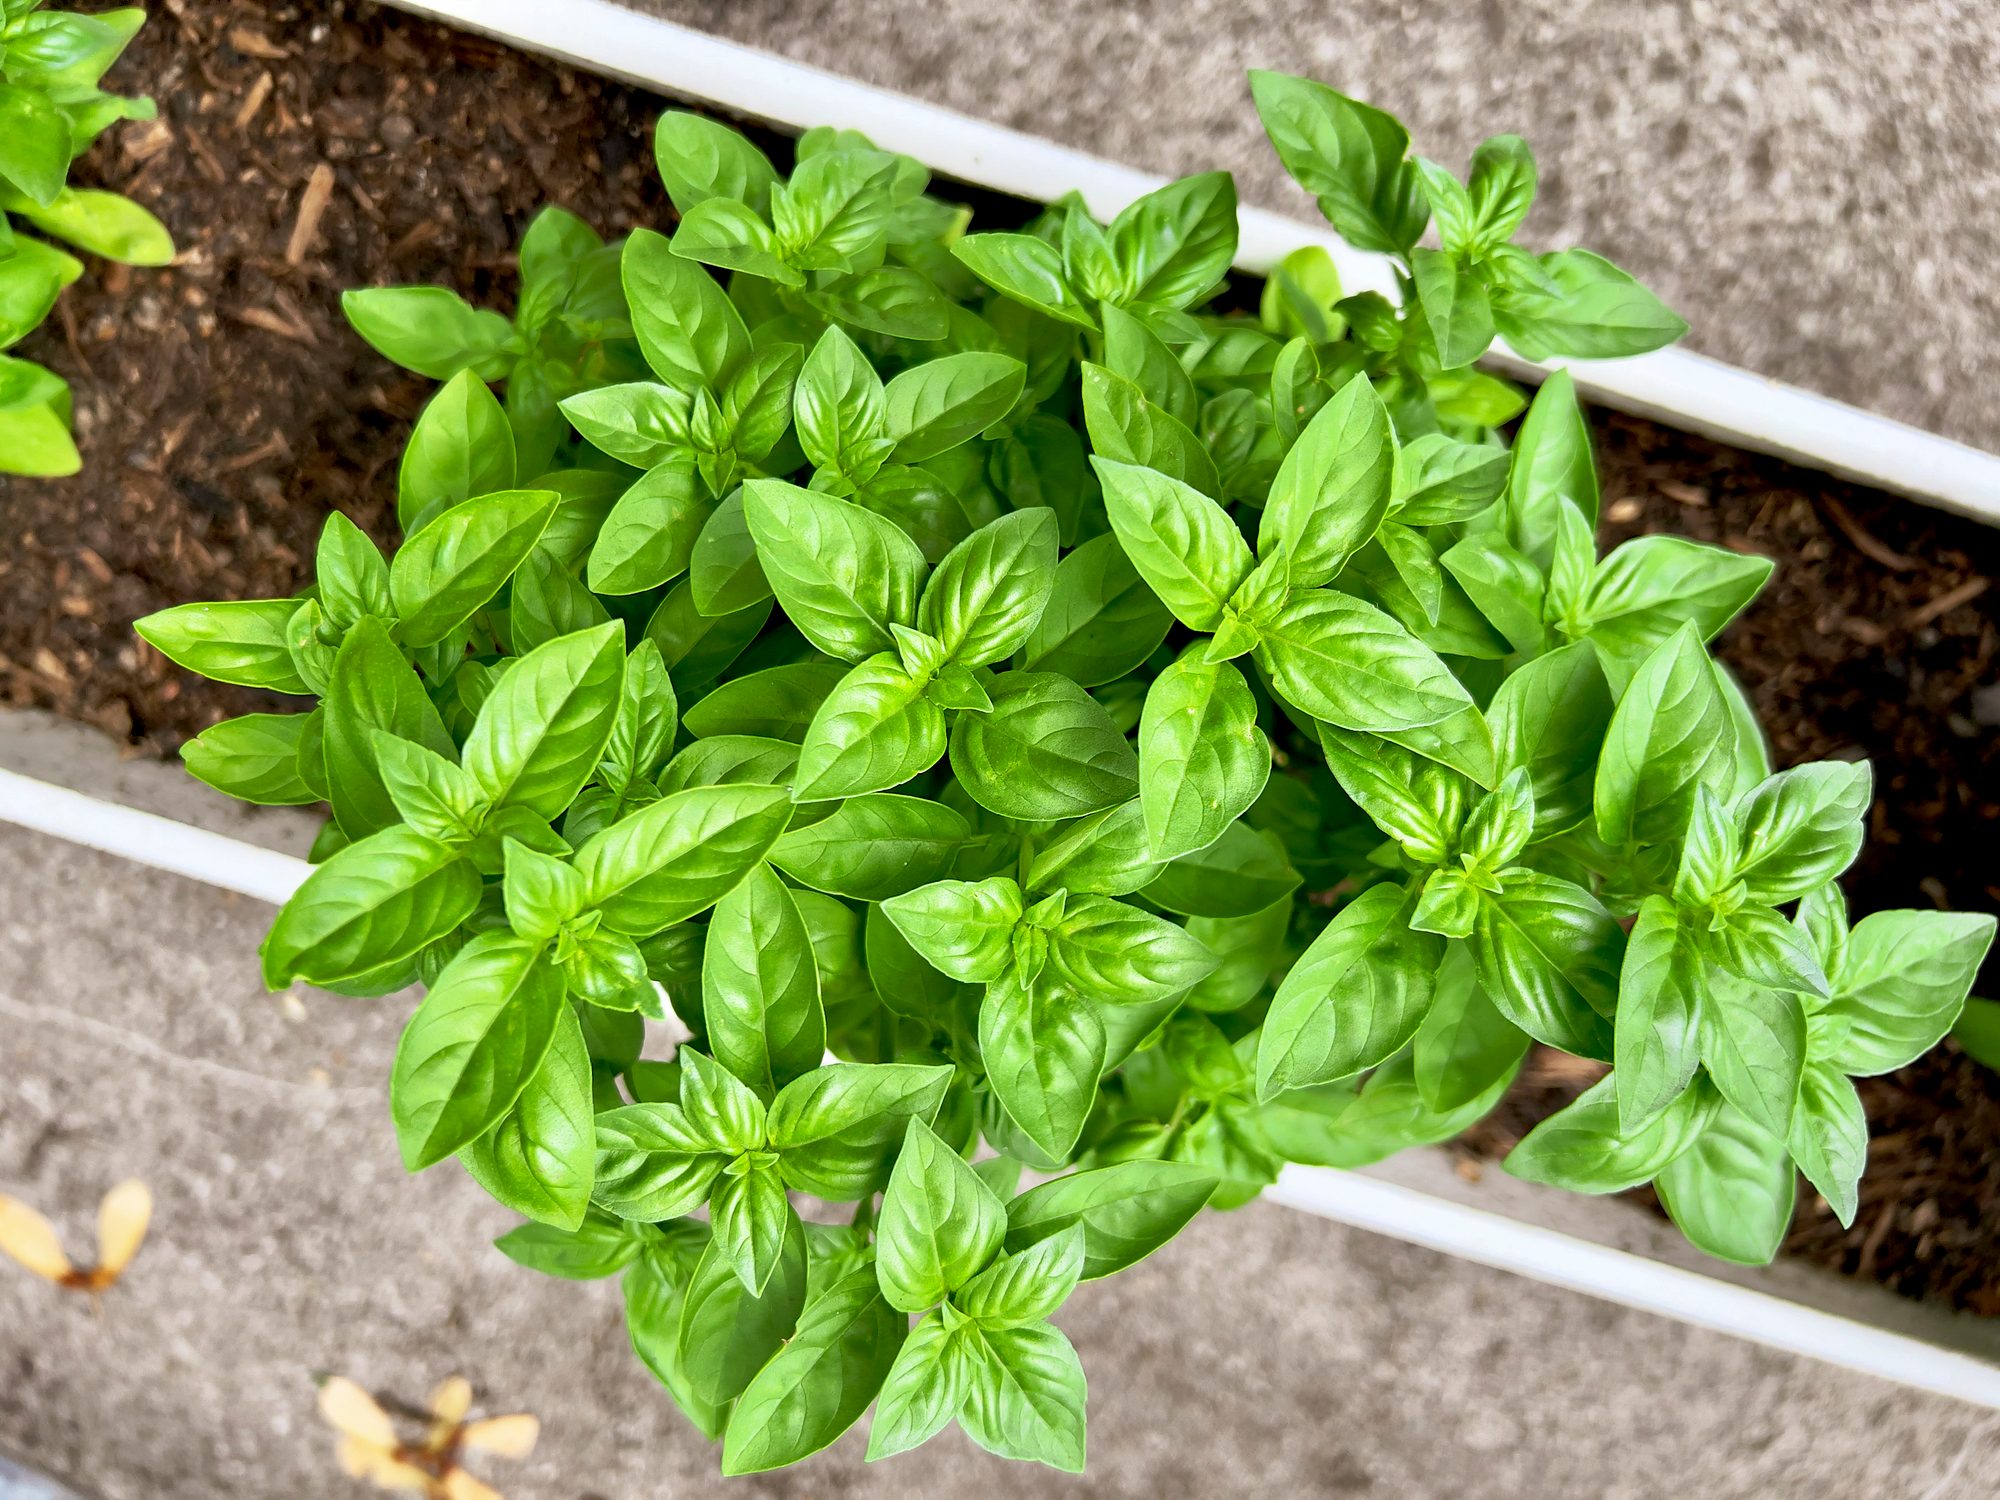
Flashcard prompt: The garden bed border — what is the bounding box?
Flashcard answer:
[4,745,2000,1413]
[383,0,2000,528]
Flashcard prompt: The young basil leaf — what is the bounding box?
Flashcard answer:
[866,1310,972,1462]
[463,622,626,819]
[1787,1059,1867,1227]
[720,1266,906,1475]
[1581,535,1772,687]
[979,972,1106,1162]
[1257,882,1440,1098]
[951,231,1096,328]
[1655,1102,1796,1266]
[880,876,1024,984]
[917,507,1058,668]
[398,372,520,533]
[261,825,479,990]
[957,1321,1088,1473]
[495,1208,649,1280]
[1729,761,1871,905]
[701,863,826,1099]
[1817,909,1996,1076]
[1046,896,1219,1005]
[709,1160,798,1294]
[1255,588,1473,732]
[767,1061,954,1200]
[1411,944,1530,1113]
[794,653,947,801]
[1504,1072,1718,1194]
[180,712,319,806]
[1091,456,1253,631]
[949,671,1138,821]
[1080,362,1224,498]
[742,477,926,661]
[1503,370,1597,568]
[592,1103,727,1220]
[460,1000,595,1229]
[389,489,557,648]
[769,793,968,902]
[653,110,780,217]
[1492,248,1687,361]
[955,1222,1084,1328]
[1594,623,1737,849]
[623,227,750,388]
[587,460,712,597]
[877,1116,1007,1312]
[389,932,566,1170]
[675,1212,809,1407]
[1613,896,1704,1132]
[134,598,310,694]
[1138,653,1271,863]
[1467,871,1620,1058]
[1488,639,1613,837]
[1248,70,1427,255]
[1002,1161,1216,1280]
[884,352,1026,462]
[573,782,793,934]
[1023,800,1164,899]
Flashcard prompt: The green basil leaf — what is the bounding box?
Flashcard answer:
[710,1162,798,1293]
[955,1222,1084,1328]
[1593,623,1737,849]
[1505,1072,1718,1194]
[877,1116,1007,1311]
[952,231,1096,328]
[389,489,555,648]
[592,1102,725,1219]
[885,351,1026,462]
[1468,871,1620,1058]
[624,1234,728,1438]
[495,1208,648,1280]
[793,323,889,475]
[866,1309,972,1462]
[769,793,968,902]
[134,598,309,694]
[917,507,1058,668]
[1412,247,1494,368]
[390,933,566,1170]
[1411,943,1530,1113]
[463,622,625,819]
[742,477,925,661]
[574,782,793,934]
[623,227,750,388]
[1142,822,1301,918]
[656,734,800,797]
[653,110,780,217]
[1655,1102,1795,1266]
[767,1061,954,1200]
[880,876,1024,984]
[676,1211,808,1406]
[1698,970,1806,1139]
[701,864,826,1098]
[586,460,712,596]
[460,1001,595,1229]
[1091,456,1252,631]
[1002,1160,1215,1279]
[261,825,479,989]
[958,1321,1088,1473]
[1787,1061,1867,1227]
[1730,761,1871,905]
[720,1266,906,1475]
[1613,896,1705,1132]
[1493,248,1687,361]
[1819,909,1996,1076]
[979,972,1106,1162]
[682,659,843,743]
[1582,534,1771,687]
[1503,369,1597,567]
[1257,882,1440,1098]
[1488,639,1613,836]
[687,489,772,616]
[949,671,1138,821]
[1138,653,1270,862]
[1256,588,1472,731]
[1248,70,1427,255]
[1047,896,1218,1005]
[794,653,947,801]
[1080,362,1223,497]
[1020,533,1171,687]
[1259,373,1394,588]
[181,712,318,806]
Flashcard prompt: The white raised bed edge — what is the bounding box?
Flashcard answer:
[4,762,1999,1411]
[383,0,2000,527]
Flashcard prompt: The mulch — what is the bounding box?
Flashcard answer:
[2,0,1996,1310]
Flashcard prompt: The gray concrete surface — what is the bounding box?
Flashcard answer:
[4,711,2000,1497]
[625,0,2000,456]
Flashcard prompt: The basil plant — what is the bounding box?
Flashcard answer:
[139,75,1994,1476]
[0,0,173,475]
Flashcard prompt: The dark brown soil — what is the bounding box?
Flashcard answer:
[4,0,1998,1310]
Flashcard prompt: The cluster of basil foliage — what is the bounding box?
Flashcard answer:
[139,72,1994,1475]
[1,0,174,475]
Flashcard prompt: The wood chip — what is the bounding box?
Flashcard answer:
[285,163,336,265]
[227,25,290,60]
[1605,497,1643,523]
[234,71,273,131]
[1657,478,1709,508]
[1821,495,1919,572]
[231,305,312,342]
[1905,576,1990,629]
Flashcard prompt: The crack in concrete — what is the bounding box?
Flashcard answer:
[0,993,378,1108]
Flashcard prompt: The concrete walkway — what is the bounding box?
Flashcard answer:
[0,714,1996,1498]
[624,0,2000,457]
